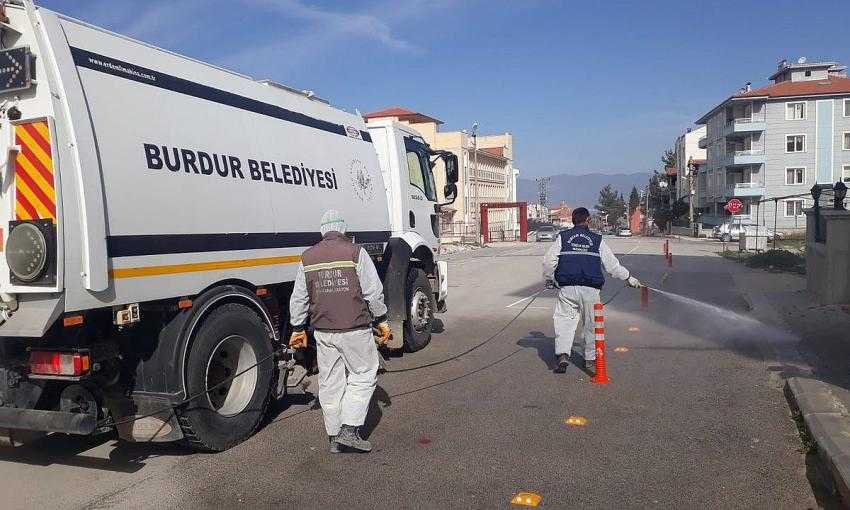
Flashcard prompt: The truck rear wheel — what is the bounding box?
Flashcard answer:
[177,303,274,451]
[403,268,435,352]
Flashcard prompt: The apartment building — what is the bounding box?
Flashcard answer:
[363,107,518,237]
[695,58,850,231]
[673,125,707,204]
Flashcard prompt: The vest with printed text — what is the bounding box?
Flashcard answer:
[301,231,372,331]
[554,225,605,289]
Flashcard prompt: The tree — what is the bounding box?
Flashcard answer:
[644,171,687,231]
[662,148,676,168]
[628,186,640,213]
[595,184,627,228]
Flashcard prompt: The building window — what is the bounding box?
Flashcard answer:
[843,165,850,183]
[784,200,804,217]
[805,70,812,77]
[844,132,850,150]
[785,167,805,185]
[786,134,805,152]
[845,99,850,117]
[786,102,806,120]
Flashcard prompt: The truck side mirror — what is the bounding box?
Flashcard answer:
[443,154,459,184]
[443,183,457,203]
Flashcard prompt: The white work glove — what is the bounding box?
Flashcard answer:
[627,276,643,288]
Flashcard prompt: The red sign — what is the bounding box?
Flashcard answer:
[725,198,743,215]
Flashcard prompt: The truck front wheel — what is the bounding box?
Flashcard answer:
[403,268,435,352]
[177,303,274,451]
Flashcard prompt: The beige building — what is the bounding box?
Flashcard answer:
[363,107,518,240]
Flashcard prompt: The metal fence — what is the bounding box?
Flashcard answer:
[439,220,520,244]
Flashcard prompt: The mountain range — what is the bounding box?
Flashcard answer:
[517,172,651,209]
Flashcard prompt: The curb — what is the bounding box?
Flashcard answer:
[785,376,850,503]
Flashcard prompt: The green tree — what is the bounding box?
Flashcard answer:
[644,172,687,231]
[628,186,640,213]
[595,184,627,228]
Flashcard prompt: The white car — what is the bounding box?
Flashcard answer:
[617,228,632,237]
[713,222,784,242]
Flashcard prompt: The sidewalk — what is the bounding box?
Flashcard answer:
[733,268,850,503]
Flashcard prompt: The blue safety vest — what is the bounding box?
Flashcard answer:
[554,225,605,289]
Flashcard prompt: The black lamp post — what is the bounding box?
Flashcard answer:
[811,184,822,242]
[834,181,848,210]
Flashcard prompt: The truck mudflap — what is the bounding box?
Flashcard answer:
[0,407,96,435]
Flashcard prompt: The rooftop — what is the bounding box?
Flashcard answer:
[736,75,850,99]
[362,106,443,125]
[696,75,850,124]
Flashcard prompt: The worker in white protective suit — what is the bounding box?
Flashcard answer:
[289,210,391,453]
[542,207,643,375]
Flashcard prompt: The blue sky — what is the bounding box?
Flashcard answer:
[40,0,850,178]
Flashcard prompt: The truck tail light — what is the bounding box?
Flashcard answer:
[29,350,90,377]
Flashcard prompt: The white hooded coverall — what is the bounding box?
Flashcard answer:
[290,248,387,436]
[542,237,630,360]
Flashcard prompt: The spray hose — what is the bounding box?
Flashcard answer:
[98,280,643,429]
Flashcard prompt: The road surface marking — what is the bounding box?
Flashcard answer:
[626,239,641,254]
[506,295,536,308]
[564,416,588,426]
[628,326,640,332]
[614,346,629,353]
[511,492,542,507]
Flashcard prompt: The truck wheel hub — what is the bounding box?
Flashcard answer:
[205,335,258,417]
[410,290,431,332]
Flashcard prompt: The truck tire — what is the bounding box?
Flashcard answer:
[403,268,435,353]
[177,303,274,451]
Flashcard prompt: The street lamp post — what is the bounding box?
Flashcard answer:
[687,157,696,228]
[472,122,479,228]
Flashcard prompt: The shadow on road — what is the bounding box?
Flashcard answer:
[0,430,193,472]
[362,386,391,440]
[517,331,557,370]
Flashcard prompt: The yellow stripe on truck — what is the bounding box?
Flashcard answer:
[110,255,302,279]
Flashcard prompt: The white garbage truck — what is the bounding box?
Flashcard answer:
[0,1,457,451]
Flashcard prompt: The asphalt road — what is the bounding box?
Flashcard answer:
[0,236,821,509]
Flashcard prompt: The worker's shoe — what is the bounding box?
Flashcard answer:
[329,435,341,454]
[334,425,372,452]
[553,353,569,374]
[584,359,597,377]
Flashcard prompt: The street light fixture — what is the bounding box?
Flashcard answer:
[834,181,848,210]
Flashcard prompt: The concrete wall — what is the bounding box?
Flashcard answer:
[806,209,850,304]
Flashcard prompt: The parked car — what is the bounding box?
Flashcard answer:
[713,222,784,242]
[536,225,558,242]
[617,228,632,237]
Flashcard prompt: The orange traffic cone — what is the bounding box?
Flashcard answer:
[591,303,610,384]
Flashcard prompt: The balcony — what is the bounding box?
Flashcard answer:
[724,182,765,198]
[723,149,764,167]
[724,117,766,137]
[698,136,708,149]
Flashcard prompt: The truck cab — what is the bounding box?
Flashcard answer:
[366,119,457,349]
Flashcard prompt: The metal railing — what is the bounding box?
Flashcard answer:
[725,116,765,125]
[728,182,764,190]
[725,148,764,157]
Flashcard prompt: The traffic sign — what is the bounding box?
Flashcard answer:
[725,198,743,215]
